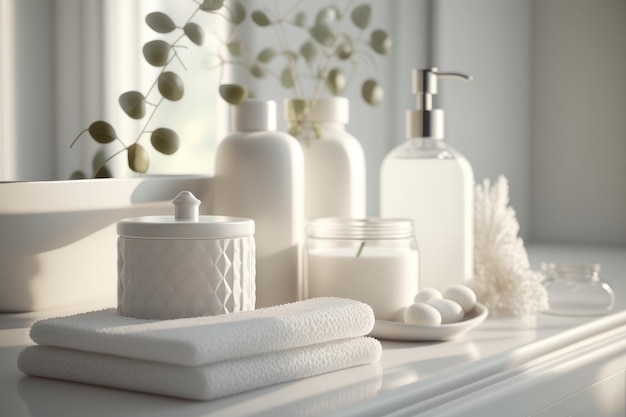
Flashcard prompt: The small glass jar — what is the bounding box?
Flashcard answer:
[541,263,615,316]
[305,218,419,321]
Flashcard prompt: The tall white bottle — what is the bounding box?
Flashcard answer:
[213,99,305,308]
[285,97,366,219]
[380,68,474,292]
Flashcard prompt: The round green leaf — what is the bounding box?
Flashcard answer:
[362,79,384,105]
[257,47,276,63]
[250,65,265,78]
[200,0,224,12]
[280,68,295,88]
[219,84,249,105]
[158,72,184,101]
[336,38,354,60]
[94,165,113,178]
[143,40,171,66]
[284,50,299,62]
[310,25,335,47]
[119,91,146,119]
[230,1,246,25]
[351,4,372,29]
[88,121,117,144]
[251,10,271,27]
[145,12,176,33]
[70,170,88,180]
[326,68,346,95]
[151,128,180,155]
[286,99,311,123]
[127,143,150,173]
[300,41,317,66]
[294,11,307,27]
[315,6,339,26]
[227,40,243,56]
[370,29,393,55]
[184,23,204,46]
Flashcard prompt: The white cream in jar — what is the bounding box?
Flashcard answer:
[305,218,419,321]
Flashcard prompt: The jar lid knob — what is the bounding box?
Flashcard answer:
[173,191,201,221]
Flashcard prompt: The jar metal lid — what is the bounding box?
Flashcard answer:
[117,191,255,239]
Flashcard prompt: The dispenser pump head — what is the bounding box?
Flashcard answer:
[406,67,472,139]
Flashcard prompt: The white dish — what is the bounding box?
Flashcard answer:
[370,302,489,341]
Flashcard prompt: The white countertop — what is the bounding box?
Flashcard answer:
[1,243,625,417]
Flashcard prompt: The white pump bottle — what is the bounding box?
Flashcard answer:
[380,68,474,292]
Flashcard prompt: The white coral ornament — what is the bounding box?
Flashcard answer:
[472,176,548,317]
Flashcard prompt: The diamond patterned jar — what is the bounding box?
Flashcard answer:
[117,191,255,320]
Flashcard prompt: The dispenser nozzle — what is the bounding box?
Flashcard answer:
[413,67,472,111]
[406,67,472,139]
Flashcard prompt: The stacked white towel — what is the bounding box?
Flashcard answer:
[18,297,381,401]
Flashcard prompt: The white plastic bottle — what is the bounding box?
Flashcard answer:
[380,68,474,292]
[213,99,305,308]
[285,97,366,219]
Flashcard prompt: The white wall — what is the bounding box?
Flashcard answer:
[530,0,626,246]
[2,0,56,181]
[433,0,534,239]
[432,0,626,246]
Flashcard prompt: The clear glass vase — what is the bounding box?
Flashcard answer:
[541,263,615,316]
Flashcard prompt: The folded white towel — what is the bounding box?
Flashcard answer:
[29,297,374,367]
[18,337,382,401]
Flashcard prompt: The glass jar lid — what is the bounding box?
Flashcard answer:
[307,217,415,240]
[117,191,254,239]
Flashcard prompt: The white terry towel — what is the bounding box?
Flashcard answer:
[29,297,374,366]
[18,337,382,401]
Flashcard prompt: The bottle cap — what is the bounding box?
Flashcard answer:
[232,99,277,131]
[285,97,349,124]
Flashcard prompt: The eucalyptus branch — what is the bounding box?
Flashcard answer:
[134,97,164,145]
[70,1,393,178]
[70,0,224,177]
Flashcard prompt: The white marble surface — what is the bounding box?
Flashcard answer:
[1,244,625,417]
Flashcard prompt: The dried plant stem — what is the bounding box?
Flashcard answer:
[274,19,303,97]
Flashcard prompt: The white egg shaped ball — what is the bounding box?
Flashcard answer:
[426,299,464,324]
[404,303,442,326]
[414,287,443,303]
[394,306,408,322]
[443,284,477,314]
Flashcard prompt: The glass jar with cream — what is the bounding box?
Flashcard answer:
[305,218,419,321]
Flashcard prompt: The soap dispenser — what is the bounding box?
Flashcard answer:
[380,68,475,292]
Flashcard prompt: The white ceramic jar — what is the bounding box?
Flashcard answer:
[117,191,255,320]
